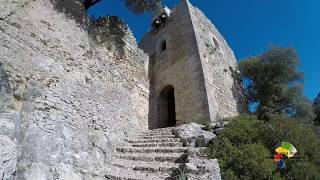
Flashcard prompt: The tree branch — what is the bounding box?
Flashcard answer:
[83,0,102,10]
[272,104,293,113]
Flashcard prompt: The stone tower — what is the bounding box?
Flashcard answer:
[140,0,246,129]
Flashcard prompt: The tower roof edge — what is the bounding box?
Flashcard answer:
[180,0,190,5]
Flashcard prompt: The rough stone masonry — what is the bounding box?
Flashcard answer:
[0,0,245,179]
[0,0,149,179]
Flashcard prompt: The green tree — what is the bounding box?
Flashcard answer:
[313,93,320,125]
[239,47,315,121]
[124,0,163,15]
[293,97,316,124]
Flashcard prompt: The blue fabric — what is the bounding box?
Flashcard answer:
[277,159,286,170]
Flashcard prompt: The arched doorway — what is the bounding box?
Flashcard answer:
[157,85,176,128]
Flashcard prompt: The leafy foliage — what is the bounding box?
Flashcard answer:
[314,93,320,104]
[81,0,102,10]
[207,115,320,180]
[313,93,320,125]
[239,47,315,122]
[123,0,163,15]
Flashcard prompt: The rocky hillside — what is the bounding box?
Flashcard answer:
[0,0,149,179]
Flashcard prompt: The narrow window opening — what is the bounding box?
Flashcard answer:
[160,40,167,52]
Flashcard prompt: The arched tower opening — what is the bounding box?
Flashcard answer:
[157,85,176,128]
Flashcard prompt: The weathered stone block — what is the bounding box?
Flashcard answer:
[173,123,216,147]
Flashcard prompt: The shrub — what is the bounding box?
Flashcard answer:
[173,168,187,180]
[208,115,320,180]
[286,162,320,179]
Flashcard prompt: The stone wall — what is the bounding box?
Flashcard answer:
[0,0,149,179]
[188,2,247,121]
[140,0,210,129]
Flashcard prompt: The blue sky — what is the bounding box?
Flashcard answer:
[89,0,320,100]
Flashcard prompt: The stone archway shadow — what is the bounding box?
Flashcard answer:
[157,85,176,128]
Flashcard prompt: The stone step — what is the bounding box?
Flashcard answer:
[144,128,174,133]
[116,147,188,153]
[111,159,181,174]
[140,135,176,139]
[126,137,181,144]
[114,153,187,163]
[104,166,173,180]
[141,131,173,136]
[131,142,183,147]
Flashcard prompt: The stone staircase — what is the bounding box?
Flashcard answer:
[105,127,189,180]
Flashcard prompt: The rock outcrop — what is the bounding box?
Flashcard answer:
[0,113,19,180]
[172,123,221,180]
[0,0,149,178]
[173,123,216,147]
